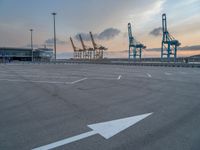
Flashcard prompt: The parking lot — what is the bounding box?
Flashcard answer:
[0,63,200,150]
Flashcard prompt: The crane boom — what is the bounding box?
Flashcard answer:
[70,37,76,51]
[79,34,86,50]
[89,32,97,49]
[89,31,107,59]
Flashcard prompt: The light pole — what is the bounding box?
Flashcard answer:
[30,29,33,61]
[52,12,57,60]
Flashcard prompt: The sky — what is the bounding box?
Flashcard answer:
[0,0,200,58]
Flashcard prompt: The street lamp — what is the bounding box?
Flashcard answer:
[52,12,57,60]
[30,29,33,62]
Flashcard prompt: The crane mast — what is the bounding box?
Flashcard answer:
[161,13,181,62]
[128,23,146,60]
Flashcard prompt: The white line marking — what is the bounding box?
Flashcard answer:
[0,78,87,84]
[0,79,67,84]
[90,77,120,80]
[146,73,152,78]
[117,75,122,80]
[164,72,172,76]
[70,78,87,84]
[0,74,84,79]
[32,113,153,150]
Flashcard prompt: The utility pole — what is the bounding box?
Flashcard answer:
[52,12,57,60]
[30,29,33,62]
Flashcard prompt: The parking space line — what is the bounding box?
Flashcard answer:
[70,78,88,84]
[146,73,152,78]
[0,74,84,79]
[0,78,87,85]
[0,78,66,84]
[117,75,122,80]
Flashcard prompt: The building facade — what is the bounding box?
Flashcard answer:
[0,47,32,62]
[0,47,53,62]
[33,48,53,61]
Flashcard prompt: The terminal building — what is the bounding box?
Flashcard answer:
[0,47,53,62]
[33,47,54,61]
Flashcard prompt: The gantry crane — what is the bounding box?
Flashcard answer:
[79,34,94,59]
[161,13,181,62]
[128,23,146,60]
[90,32,107,59]
[70,37,83,59]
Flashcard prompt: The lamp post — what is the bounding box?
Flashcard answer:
[52,12,57,60]
[30,29,33,61]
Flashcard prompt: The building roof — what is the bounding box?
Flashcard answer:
[0,47,32,51]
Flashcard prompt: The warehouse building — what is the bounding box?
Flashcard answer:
[0,47,53,62]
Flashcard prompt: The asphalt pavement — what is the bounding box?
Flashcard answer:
[0,63,200,150]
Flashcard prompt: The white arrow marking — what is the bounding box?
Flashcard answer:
[32,113,153,150]
[117,75,122,80]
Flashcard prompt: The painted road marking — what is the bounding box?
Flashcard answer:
[32,113,153,150]
[0,78,87,85]
[70,78,88,84]
[90,77,121,80]
[146,73,152,78]
[117,75,122,80]
[0,74,84,79]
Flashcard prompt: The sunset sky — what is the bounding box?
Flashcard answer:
[0,0,199,58]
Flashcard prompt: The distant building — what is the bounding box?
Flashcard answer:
[33,48,53,61]
[0,47,32,62]
[0,47,53,62]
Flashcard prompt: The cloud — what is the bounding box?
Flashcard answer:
[75,27,121,41]
[75,33,97,41]
[45,38,66,46]
[98,28,121,40]
[144,0,166,17]
[146,45,200,51]
[149,27,162,36]
[179,45,200,51]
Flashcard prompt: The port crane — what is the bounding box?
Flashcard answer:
[161,13,181,62]
[70,37,83,59]
[90,32,107,59]
[128,23,146,60]
[79,34,94,59]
